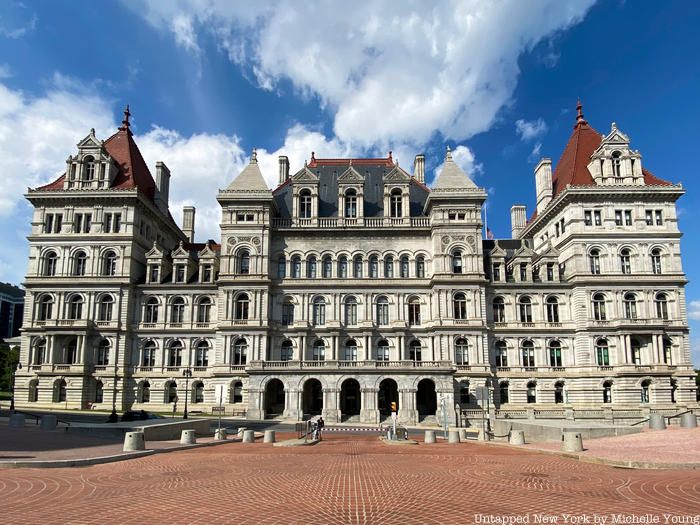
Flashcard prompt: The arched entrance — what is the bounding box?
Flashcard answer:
[302,378,323,416]
[340,379,361,417]
[416,378,437,416]
[378,378,398,415]
[264,379,285,417]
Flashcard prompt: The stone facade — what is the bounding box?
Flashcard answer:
[15,105,697,424]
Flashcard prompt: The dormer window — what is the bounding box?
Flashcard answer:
[611,151,622,178]
[492,263,501,281]
[83,156,96,181]
[299,190,312,218]
[149,265,160,283]
[390,189,402,217]
[175,264,186,283]
[345,189,357,218]
[519,263,527,281]
[202,265,212,283]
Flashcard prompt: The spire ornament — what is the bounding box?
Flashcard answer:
[575,99,587,127]
[120,104,131,131]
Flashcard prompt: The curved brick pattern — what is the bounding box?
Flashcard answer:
[1,436,698,524]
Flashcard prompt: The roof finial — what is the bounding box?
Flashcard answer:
[120,104,131,131]
[388,150,393,161]
[311,151,316,161]
[251,148,257,163]
[575,99,587,127]
[349,159,353,166]
[446,144,453,160]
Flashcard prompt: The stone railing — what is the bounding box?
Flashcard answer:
[271,216,431,229]
[249,359,453,371]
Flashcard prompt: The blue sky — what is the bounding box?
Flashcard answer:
[1,1,699,362]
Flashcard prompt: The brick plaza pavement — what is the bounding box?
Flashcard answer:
[1,434,698,525]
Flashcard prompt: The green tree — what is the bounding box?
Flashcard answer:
[0,343,20,393]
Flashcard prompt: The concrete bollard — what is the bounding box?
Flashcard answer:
[448,430,461,444]
[180,429,197,444]
[123,431,145,451]
[424,430,436,444]
[236,427,247,438]
[649,413,666,430]
[459,429,468,440]
[214,428,228,440]
[680,413,698,428]
[40,415,58,430]
[562,431,584,452]
[264,430,276,443]
[509,429,525,445]
[478,428,491,442]
[8,414,25,428]
[242,429,255,443]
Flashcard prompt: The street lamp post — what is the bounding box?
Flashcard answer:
[10,359,22,413]
[182,368,192,419]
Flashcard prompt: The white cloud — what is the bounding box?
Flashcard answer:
[432,145,481,184]
[516,118,548,141]
[528,142,543,163]
[0,2,37,39]
[128,0,594,148]
[688,300,700,321]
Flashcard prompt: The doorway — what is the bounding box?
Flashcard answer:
[378,378,398,415]
[302,378,323,416]
[340,378,361,417]
[264,379,285,417]
[416,378,437,416]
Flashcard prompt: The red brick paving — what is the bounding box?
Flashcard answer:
[1,434,698,524]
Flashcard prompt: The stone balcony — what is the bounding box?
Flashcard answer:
[271,216,431,230]
[246,359,455,372]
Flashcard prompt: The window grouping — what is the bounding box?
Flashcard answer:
[275,253,428,279]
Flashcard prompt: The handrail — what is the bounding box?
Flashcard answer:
[14,409,71,427]
[630,418,649,426]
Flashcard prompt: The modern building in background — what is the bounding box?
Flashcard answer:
[14,104,697,422]
[0,282,24,340]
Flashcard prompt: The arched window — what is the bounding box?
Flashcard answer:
[353,255,363,278]
[595,338,610,366]
[495,340,508,367]
[140,381,151,403]
[166,381,178,403]
[518,296,532,323]
[549,340,562,367]
[452,251,463,274]
[623,292,637,319]
[344,296,357,326]
[195,340,209,367]
[234,293,249,320]
[142,340,156,367]
[313,297,326,326]
[408,297,421,326]
[546,296,559,323]
[322,256,332,278]
[390,189,402,217]
[233,338,247,365]
[655,293,669,320]
[620,249,631,274]
[554,381,565,404]
[232,381,243,403]
[603,381,612,404]
[171,297,185,324]
[83,155,96,181]
[631,338,641,365]
[338,256,348,278]
[416,256,425,278]
[611,151,622,178]
[145,297,159,323]
[345,189,357,218]
[409,340,422,361]
[197,297,212,323]
[526,381,537,404]
[299,189,312,218]
[384,255,394,278]
[521,340,535,367]
[239,249,250,275]
[592,293,606,321]
[33,338,47,364]
[400,256,409,278]
[277,256,286,279]
[344,339,358,361]
[38,295,53,321]
[54,379,67,403]
[73,250,87,276]
[193,382,204,403]
[28,380,38,402]
[376,296,389,325]
[291,256,301,278]
[369,255,379,278]
[68,295,83,320]
[64,338,78,364]
[492,297,505,323]
[453,293,467,320]
[376,339,389,361]
[280,340,294,361]
[168,341,183,367]
[94,380,104,404]
[589,249,601,275]
[307,256,317,278]
[282,298,294,326]
[662,338,673,365]
[640,379,650,403]
[96,339,110,366]
[102,250,117,276]
[650,249,662,274]
[499,382,509,404]
[455,338,468,365]
[98,295,113,321]
[312,340,325,361]
[43,250,58,276]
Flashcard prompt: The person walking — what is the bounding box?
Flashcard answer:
[317,416,325,441]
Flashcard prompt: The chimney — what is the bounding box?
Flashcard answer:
[413,154,425,183]
[535,158,552,214]
[510,205,527,239]
[278,155,290,185]
[182,206,195,242]
[154,161,171,213]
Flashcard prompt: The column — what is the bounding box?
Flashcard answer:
[651,334,660,364]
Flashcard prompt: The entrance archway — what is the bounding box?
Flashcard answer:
[416,378,437,416]
[378,378,398,415]
[340,378,361,417]
[303,379,323,416]
[264,379,285,417]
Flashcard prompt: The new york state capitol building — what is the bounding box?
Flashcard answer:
[16,104,698,425]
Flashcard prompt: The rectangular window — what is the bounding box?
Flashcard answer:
[560,218,565,234]
[246,214,254,222]
[555,223,560,237]
[149,265,159,283]
[175,265,185,283]
[202,265,212,282]
[594,210,602,226]
[645,210,653,226]
[546,263,554,281]
[408,303,420,326]
[624,210,632,226]
[236,213,245,222]
[655,210,663,225]
[615,210,623,226]
[282,303,294,325]
[519,263,527,282]
[44,213,63,234]
[104,213,112,233]
[492,263,501,281]
[584,210,592,226]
